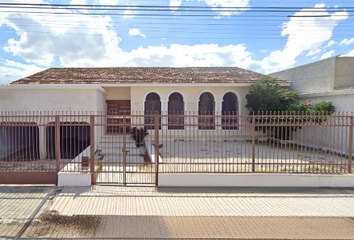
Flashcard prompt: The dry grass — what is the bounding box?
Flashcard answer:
[27,210,101,238]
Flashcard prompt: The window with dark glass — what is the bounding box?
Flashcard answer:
[144,93,161,129]
[198,92,215,130]
[168,92,184,129]
[222,92,239,130]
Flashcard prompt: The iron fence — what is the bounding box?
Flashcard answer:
[0,111,353,185]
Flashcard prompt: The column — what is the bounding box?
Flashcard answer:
[39,126,47,160]
[215,100,222,130]
[161,100,168,130]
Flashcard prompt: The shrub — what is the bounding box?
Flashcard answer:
[246,77,335,140]
[245,76,298,113]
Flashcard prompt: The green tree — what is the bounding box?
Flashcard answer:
[245,76,298,113]
[245,77,335,139]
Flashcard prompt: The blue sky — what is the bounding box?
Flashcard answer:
[0,0,354,84]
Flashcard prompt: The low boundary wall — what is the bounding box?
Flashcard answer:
[159,173,354,187]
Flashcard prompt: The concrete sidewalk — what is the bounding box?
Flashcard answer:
[1,186,354,239]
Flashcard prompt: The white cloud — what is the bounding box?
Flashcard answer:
[0,59,44,84]
[0,0,44,27]
[3,6,119,67]
[128,28,146,38]
[306,49,322,57]
[321,50,335,59]
[170,0,183,11]
[347,50,354,56]
[261,5,348,73]
[326,40,336,48]
[117,44,251,67]
[169,0,250,15]
[203,0,249,8]
[70,0,87,4]
[123,10,134,19]
[99,0,119,4]
[203,0,250,16]
[1,2,348,81]
[340,38,354,45]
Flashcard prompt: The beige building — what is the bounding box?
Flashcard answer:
[1,67,291,162]
[1,67,290,115]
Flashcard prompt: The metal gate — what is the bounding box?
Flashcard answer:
[94,115,156,186]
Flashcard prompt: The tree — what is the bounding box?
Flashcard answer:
[245,76,298,113]
[245,76,335,139]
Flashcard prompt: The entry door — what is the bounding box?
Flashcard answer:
[107,100,131,115]
[107,100,131,133]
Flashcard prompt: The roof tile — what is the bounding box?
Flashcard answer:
[11,67,288,85]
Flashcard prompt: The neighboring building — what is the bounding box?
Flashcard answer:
[270,56,354,156]
[270,56,354,112]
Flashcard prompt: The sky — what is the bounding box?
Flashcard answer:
[0,0,354,84]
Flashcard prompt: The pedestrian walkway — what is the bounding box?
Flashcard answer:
[1,185,354,239]
[96,134,153,184]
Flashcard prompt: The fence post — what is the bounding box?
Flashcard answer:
[123,114,127,186]
[154,114,159,188]
[55,115,61,183]
[90,115,95,185]
[252,114,256,173]
[348,116,353,174]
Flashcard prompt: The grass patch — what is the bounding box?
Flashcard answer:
[305,166,333,173]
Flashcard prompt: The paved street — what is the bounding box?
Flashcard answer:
[1,185,354,239]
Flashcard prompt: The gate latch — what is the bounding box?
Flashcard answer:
[122,149,130,155]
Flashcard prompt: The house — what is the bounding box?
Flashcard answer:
[0,67,290,161]
[1,67,290,115]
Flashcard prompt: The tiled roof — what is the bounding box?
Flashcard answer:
[11,67,288,84]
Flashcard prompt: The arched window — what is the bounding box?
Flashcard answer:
[198,92,215,130]
[144,93,161,129]
[222,92,239,130]
[168,92,184,129]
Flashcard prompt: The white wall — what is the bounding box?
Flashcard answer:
[335,57,354,89]
[270,57,336,94]
[0,87,106,114]
[296,90,354,157]
[271,56,354,94]
[159,173,354,187]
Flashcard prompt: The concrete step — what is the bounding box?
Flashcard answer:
[98,143,136,149]
[100,135,136,143]
[102,154,146,163]
[101,148,143,155]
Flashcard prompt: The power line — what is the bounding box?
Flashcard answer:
[0,3,353,10]
[0,2,352,41]
[0,9,351,18]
